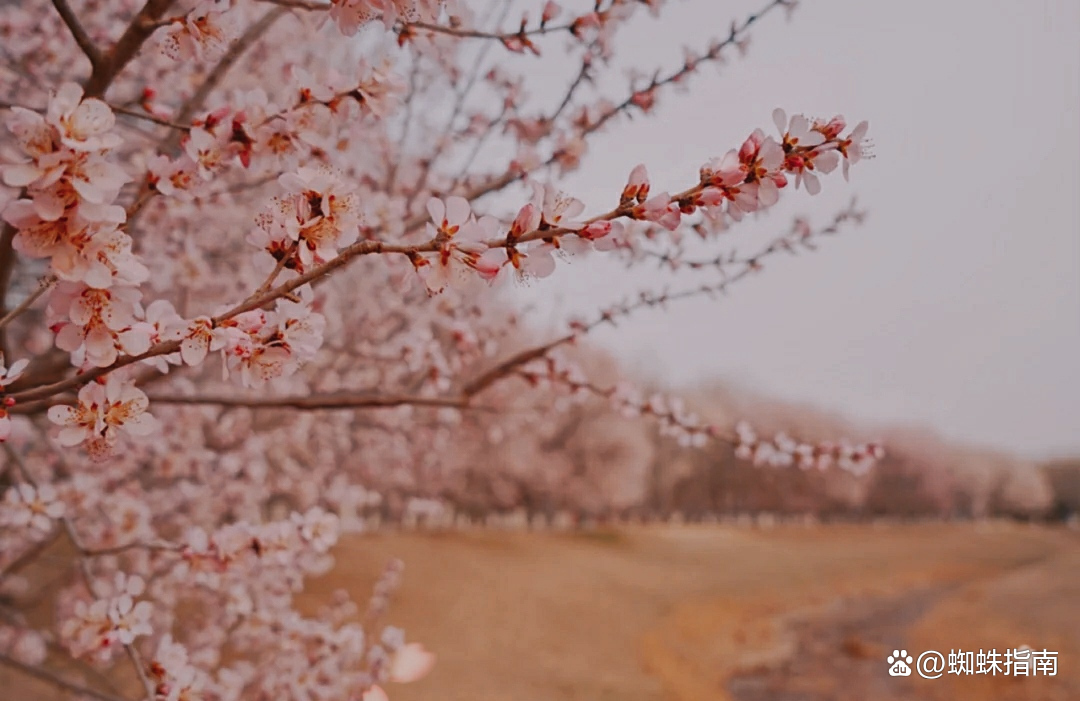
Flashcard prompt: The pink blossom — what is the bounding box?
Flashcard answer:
[579,220,613,241]
[45,83,121,152]
[268,166,363,267]
[161,0,237,62]
[541,1,562,24]
[60,574,153,660]
[420,210,497,294]
[292,506,341,553]
[389,642,436,683]
[52,226,150,289]
[837,120,871,180]
[0,483,65,533]
[180,316,226,366]
[137,300,185,373]
[426,196,472,238]
[49,283,145,367]
[0,355,29,390]
[622,164,650,204]
[362,686,390,701]
[517,242,557,279]
[591,220,630,252]
[530,182,585,230]
[631,193,681,230]
[508,202,541,240]
[147,154,200,200]
[47,376,157,459]
[772,108,826,150]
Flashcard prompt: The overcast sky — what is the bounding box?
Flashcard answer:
[507,0,1080,459]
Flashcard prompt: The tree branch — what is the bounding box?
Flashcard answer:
[174,6,288,129]
[0,274,56,331]
[460,204,865,400]
[84,0,177,99]
[51,0,104,69]
[146,391,476,411]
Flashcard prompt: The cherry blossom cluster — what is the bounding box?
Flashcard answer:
[0,85,156,371]
[160,0,240,63]
[513,351,712,448]
[0,0,878,699]
[148,60,408,201]
[407,114,869,296]
[734,420,885,475]
[330,0,444,35]
[60,572,154,662]
[47,374,157,460]
[195,292,326,387]
[251,166,364,272]
[176,506,339,585]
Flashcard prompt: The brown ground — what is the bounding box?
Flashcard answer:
[6,523,1078,699]
[306,523,1080,701]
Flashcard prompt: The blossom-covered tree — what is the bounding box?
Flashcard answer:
[0,1,880,699]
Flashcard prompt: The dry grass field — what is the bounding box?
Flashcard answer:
[305,523,1080,701]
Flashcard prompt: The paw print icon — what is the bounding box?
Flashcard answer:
[887,650,914,677]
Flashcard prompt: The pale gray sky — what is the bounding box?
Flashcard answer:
[508,0,1080,459]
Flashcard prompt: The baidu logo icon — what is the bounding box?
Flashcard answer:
[888,649,914,677]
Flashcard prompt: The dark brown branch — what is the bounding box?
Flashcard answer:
[84,0,177,99]
[462,340,571,398]
[51,0,103,69]
[0,225,19,357]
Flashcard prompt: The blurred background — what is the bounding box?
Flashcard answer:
[326,1,1080,700]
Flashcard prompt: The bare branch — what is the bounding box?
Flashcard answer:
[51,0,103,68]
[108,103,190,131]
[85,0,177,99]
[0,274,56,331]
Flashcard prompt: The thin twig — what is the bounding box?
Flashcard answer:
[146,391,478,411]
[109,103,190,131]
[461,205,864,398]
[0,274,57,331]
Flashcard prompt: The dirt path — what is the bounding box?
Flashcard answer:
[726,547,1080,701]
[727,585,953,701]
